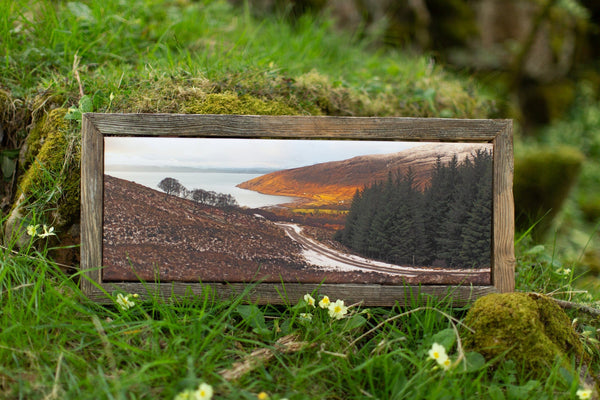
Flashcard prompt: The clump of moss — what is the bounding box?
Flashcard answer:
[464,292,584,376]
[514,145,584,237]
[18,107,66,169]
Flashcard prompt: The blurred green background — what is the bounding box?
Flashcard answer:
[1,0,599,293]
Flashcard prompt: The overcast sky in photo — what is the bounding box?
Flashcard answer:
[104,137,423,170]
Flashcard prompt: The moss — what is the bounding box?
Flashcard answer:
[15,108,80,228]
[514,145,584,237]
[121,67,494,119]
[182,92,298,115]
[464,293,584,376]
[20,108,59,170]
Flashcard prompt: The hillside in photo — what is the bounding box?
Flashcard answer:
[237,143,492,208]
[103,175,400,284]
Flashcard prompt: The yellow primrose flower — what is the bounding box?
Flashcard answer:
[26,224,40,237]
[328,299,348,320]
[257,392,269,400]
[195,383,213,400]
[440,357,452,371]
[428,342,451,369]
[303,293,316,307]
[577,388,592,400]
[115,293,135,311]
[428,343,447,361]
[318,295,330,309]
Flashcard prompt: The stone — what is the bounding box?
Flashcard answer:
[464,292,585,376]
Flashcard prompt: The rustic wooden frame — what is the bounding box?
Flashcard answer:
[81,113,514,305]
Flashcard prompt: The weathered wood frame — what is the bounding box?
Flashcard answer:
[81,113,514,305]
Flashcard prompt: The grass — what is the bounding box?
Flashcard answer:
[0,234,597,399]
[1,0,599,398]
[0,0,494,119]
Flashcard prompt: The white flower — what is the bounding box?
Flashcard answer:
[439,356,452,371]
[318,295,330,309]
[428,343,446,361]
[38,225,56,238]
[577,388,592,400]
[328,299,348,320]
[303,293,316,307]
[194,383,213,400]
[115,293,135,311]
[428,342,451,370]
[26,224,39,237]
[174,383,213,400]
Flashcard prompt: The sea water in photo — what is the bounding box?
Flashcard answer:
[105,170,298,208]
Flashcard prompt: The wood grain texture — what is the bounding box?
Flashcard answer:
[87,281,498,306]
[492,121,516,292]
[80,113,514,305]
[80,115,104,296]
[85,113,508,141]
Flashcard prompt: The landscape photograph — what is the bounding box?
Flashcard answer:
[102,137,493,285]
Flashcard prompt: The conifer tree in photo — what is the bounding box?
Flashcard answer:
[335,149,492,269]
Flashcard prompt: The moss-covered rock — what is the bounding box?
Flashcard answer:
[514,145,584,237]
[464,292,584,376]
[4,108,80,252]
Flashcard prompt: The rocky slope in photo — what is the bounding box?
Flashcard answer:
[237,143,492,207]
[102,175,394,283]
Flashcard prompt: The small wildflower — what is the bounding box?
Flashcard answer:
[38,225,56,238]
[328,299,348,320]
[115,293,135,311]
[577,388,592,400]
[304,293,316,307]
[318,295,330,309]
[257,392,269,400]
[195,383,213,400]
[556,267,571,276]
[299,313,313,322]
[26,224,39,237]
[428,343,447,361]
[440,357,452,371]
[428,342,451,370]
[174,389,194,400]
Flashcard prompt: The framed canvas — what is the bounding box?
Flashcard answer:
[81,114,514,305]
